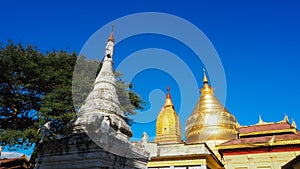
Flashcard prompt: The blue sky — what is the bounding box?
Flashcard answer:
[1,0,300,154]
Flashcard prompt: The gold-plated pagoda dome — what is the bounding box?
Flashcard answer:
[154,87,182,143]
[185,71,238,144]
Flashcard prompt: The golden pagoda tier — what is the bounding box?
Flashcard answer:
[185,71,239,145]
[154,87,182,144]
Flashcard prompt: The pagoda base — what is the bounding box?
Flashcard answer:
[33,132,149,169]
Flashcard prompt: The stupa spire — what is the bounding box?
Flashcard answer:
[107,25,115,42]
[74,30,132,139]
[166,86,171,98]
[155,86,182,143]
[200,69,214,95]
[164,86,174,108]
[203,68,209,84]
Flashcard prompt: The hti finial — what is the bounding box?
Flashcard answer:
[203,68,208,83]
[166,86,171,99]
[107,25,115,42]
[164,86,174,108]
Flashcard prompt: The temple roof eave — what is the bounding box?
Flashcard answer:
[217,139,300,150]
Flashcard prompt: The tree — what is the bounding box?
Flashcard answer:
[0,42,145,150]
[0,41,46,149]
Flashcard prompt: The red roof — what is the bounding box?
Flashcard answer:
[239,121,292,134]
[221,131,300,146]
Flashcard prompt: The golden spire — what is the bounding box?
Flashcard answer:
[164,86,174,108]
[155,86,182,144]
[166,86,171,98]
[200,69,214,96]
[203,68,209,83]
[292,118,297,129]
[107,25,115,42]
[185,72,238,145]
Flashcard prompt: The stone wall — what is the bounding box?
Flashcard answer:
[34,133,148,169]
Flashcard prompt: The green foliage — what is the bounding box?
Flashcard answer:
[0,41,77,150]
[72,55,99,109]
[38,51,77,127]
[115,73,145,116]
[0,41,145,150]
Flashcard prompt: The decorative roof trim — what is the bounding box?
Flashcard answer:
[217,139,300,150]
[239,128,297,137]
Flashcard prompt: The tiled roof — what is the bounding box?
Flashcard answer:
[239,121,292,134]
[221,131,300,146]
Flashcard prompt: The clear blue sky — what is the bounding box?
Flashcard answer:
[1,0,300,152]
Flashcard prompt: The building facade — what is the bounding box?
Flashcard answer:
[144,72,300,169]
[218,117,300,169]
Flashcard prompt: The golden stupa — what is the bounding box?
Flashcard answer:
[185,71,238,144]
[154,87,182,143]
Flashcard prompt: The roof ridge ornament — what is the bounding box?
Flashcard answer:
[256,115,270,125]
[292,118,297,129]
[268,135,275,146]
[283,113,289,123]
[258,115,264,124]
[255,115,276,125]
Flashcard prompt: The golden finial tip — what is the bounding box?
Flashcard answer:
[166,86,171,99]
[203,68,208,83]
[163,86,174,109]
